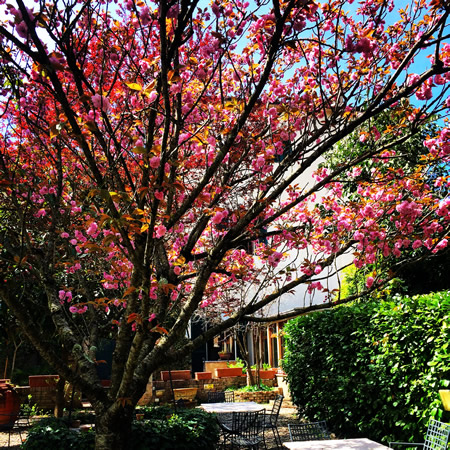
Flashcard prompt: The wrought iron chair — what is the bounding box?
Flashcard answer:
[207,390,235,403]
[208,391,235,428]
[389,419,450,449]
[221,409,267,449]
[288,420,331,441]
[262,394,284,448]
[0,412,28,448]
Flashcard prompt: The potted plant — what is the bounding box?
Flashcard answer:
[218,351,232,360]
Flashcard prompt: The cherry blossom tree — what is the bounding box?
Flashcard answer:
[1,0,450,448]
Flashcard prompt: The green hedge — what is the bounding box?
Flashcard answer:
[282,291,450,445]
[21,407,220,450]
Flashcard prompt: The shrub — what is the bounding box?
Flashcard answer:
[236,384,273,392]
[135,406,220,450]
[282,291,450,445]
[22,407,220,450]
[21,417,95,450]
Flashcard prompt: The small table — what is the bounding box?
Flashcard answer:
[199,401,265,413]
[283,438,389,449]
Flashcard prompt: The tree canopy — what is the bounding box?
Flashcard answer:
[1,0,449,448]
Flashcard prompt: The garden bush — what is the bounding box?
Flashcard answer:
[282,291,450,445]
[21,417,95,450]
[21,406,220,450]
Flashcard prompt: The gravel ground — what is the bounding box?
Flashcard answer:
[0,404,299,449]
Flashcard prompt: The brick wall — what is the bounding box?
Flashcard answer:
[147,376,278,406]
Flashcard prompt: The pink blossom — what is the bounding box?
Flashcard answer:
[70,239,77,245]
[91,94,111,113]
[154,190,164,201]
[412,240,422,249]
[268,251,283,267]
[174,266,181,275]
[59,290,66,300]
[61,232,69,238]
[69,306,78,313]
[86,222,98,237]
[149,156,160,168]
[433,239,448,253]
[366,276,374,289]
[212,211,225,224]
[35,209,46,218]
[155,224,167,238]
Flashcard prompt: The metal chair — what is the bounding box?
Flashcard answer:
[288,420,331,441]
[262,394,284,448]
[221,409,267,449]
[0,412,28,448]
[208,390,235,403]
[209,391,235,431]
[389,419,450,449]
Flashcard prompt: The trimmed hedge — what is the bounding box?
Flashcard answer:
[21,407,220,450]
[282,291,450,445]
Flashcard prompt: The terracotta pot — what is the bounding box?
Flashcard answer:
[215,367,243,378]
[160,370,191,381]
[195,371,213,380]
[250,369,277,380]
[218,352,232,360]
[0,382,21,429]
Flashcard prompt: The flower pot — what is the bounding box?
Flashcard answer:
[195,371,213,380]
[215,367,243,378]
[160,370,191,381]
[250,369,277,380]
[173,388,198,401]
[218,352,232,360]
[0,382,21,429]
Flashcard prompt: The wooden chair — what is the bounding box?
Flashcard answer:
[288,420,331,441]
[389,419,450,449]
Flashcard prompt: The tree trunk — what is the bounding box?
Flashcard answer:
[54,376,65,418]
[236,329,255,386]
[95,409,133,450]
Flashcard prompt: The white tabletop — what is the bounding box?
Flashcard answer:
[283,438,389,449]
[199,401,265,413]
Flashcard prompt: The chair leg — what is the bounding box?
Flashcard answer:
[272,425,282,449]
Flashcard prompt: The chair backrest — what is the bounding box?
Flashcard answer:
[225,391,235,402]
[231,409,265,443]
[424,419,450,450]
[269,394,284,425]
[288,420,331,441]
[207,391,226,403]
